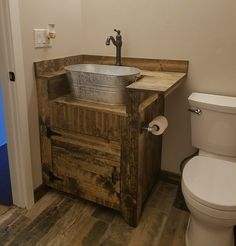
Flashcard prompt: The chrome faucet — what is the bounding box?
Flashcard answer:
[106,29,122,66]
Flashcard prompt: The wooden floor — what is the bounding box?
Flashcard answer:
[0,181,189,246]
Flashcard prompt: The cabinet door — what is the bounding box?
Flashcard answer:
[48,131,121,210]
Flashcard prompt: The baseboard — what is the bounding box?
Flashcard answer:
[160,170,181,185]
[34,184,50,203]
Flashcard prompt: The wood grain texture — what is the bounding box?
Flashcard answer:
[138,93,159,112]
[34,55,83,78]
[50,97,126,142]
[35,72,70,186]
[51,96,127,116]
[0,181,189,246]
[81,55,189,73]
[35,54,188,227]
[127,70,187,94]
[42,131,122,210]
[120,91,164,226]
[34,55,188,77]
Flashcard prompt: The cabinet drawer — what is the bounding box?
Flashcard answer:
[49,131,121,210]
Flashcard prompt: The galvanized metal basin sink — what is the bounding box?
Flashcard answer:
[64,64,141,105]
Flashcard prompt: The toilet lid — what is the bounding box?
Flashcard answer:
[182,156,236,211]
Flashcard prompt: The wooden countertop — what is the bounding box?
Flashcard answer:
[37,69,186,98]
[127,70,187,95]
[35,55,188,97]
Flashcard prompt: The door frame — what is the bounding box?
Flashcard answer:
[0,0,34,208]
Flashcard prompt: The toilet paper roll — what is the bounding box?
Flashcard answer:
[148,116,168,135]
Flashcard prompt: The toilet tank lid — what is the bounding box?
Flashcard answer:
[189,93,236,114]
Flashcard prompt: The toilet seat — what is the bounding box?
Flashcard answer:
[182,185,236,220]
[182,156,236,211]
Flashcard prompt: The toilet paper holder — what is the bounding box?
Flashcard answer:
[141,123,160,133]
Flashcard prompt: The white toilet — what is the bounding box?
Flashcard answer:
[182,92,236,246]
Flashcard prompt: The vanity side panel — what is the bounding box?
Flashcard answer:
[35,77,53,183]
[120,91,164,226]
[35,75,70,184]
[120,90,140,226]
[139,94,164,203]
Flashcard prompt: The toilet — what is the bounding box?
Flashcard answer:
[182,93,236,246]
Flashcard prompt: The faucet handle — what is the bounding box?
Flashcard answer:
[114,29,121,35]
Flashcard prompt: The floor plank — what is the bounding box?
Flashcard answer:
[36,198,95,246]
[0,181,189,246]
[159,207,189,246]
[0,205,12,216]
[8,197,73,246]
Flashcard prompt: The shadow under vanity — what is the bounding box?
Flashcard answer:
[34,55,188,227]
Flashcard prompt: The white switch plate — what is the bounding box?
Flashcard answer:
[34,29,52,48]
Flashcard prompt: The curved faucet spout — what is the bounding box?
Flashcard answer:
[105,30,123,66]
[105,37,111,45]
[106,36,116,46]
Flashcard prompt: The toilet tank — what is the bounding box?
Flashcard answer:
[188,93,236,157]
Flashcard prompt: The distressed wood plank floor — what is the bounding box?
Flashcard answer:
[0,181,189,246]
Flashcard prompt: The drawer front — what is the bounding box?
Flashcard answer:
[49,132,121,210]
[50,101,124,141]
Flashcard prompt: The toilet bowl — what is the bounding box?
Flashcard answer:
[182,156,236,246]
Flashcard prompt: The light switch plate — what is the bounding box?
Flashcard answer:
[34,29,52,48]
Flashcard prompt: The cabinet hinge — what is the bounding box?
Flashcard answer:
[41,125,61,138]
[46,127,61,138]
[48,171,63,182]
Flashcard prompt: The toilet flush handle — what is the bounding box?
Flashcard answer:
[188,108,202,115]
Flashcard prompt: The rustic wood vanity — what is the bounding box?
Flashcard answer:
[34,55,188,226]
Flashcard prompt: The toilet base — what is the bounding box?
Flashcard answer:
[185,216,234,246]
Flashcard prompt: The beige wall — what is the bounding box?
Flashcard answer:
[19,0,236,187]
[80,0,236,173]
[19,0,83,188]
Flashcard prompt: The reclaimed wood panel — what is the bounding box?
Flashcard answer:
[50,97,126,141]
[50,129,121,158]
[51,96,127,116]
[82,55,189,73]
[127,70,186,95]
[34,55,83,77]
[140,94,164,203]
[36,77,53,178]
[120,91,164,226]
[46,133,121,210]
[47,175,120,211]
[51,135,120,163]
[34,55,188,78]
[36,75,70,184]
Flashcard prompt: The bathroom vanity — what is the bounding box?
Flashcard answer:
[34,55,188,226]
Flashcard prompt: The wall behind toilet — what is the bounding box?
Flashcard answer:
[17,0,236,188]
[80,0,236,173]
